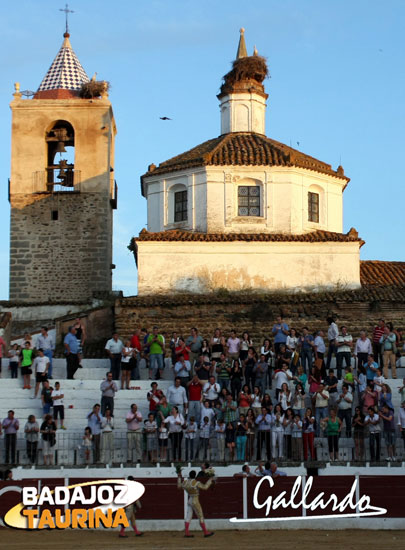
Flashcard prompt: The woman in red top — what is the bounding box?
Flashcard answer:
[175,337,191,362]
[238,384,252,416]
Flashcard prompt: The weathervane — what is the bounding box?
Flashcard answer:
[60,3,74,35]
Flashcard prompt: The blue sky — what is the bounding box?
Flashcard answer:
[0,0,404,298]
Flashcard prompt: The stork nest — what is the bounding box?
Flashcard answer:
[221,55,268,93]
[79,80,110,99]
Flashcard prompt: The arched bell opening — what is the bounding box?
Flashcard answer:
[46,120,75,189]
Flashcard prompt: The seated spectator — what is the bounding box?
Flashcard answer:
[234,464,255,478]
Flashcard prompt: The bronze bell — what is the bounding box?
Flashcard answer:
[57,159,68,181]
[55,141,67,154]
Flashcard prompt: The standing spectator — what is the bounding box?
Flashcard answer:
[203,376,220,407]
[379,326,397,379]
[101,408,114,464]
[187,375,204,423]
[0,333,7,378]
[186,328,203,370]
[215,418,226,461]
[379,405,396,461]
[195,356,212,381]
[169,331,180,366]
[354,365,367,403]
[239,332,253,363]
[272,315,289,354]
[365,406,381,461]
[2,410,19,464]
[352,406,365,461]
[164,406,185,462]
[251,386,263,417]
[373,368,385,396]
[222,394,238,426]
[291,414,303,460]
[399,380,405,407]
[167,377,188,416]
[73,317,86,365]
[372,319,385,366]
[354,331,372,373]
[144,413,158,462]
[324,368,339,410]
[158,421,169,462]
[283,408,294,459]
[82,427,93,464]
[245,409,256,461]
[198,416,211,460]
[238,384,252,416]
[174,355,191,389]
[362,383,378,415]
[121,340,136,389]
[286,329,299,374]
[41,380,53,417]
[105,333,124,381]
[64,326,80,380]
[255,407,272,460]
[397,401,405,451]
[216,353,232,391]
[273,361,293,401]
[87,404,103,463]
[299,327,314,375]
[313,330,326,378]
[235,414,248,461]
[184,416,197,461]
[36,327,55,379]
[225,422,236,461]
[323,409,342,462]
[314,383,329,437]
[336,326,353,380]
[243,348,257,393]
[230,359,243,400]
[8,344,20,379]
[261,338,273,386]
[365,354,379,384]
[130,329,143,378]
[147,382,164,418]
[201,339,210,363]
[52,381,66,429]
[337,385,353,438]
[271,405,285,459]
[175,337,190,363]
[100,372,118,416]
[379,383,394,409]
[253,354,268,396]
[292,383,306,420]
[293,364,308,389]
[200,401,216,425]
[156,395,171,428]
[302,408,316,461]
[278,382,292,412]
[146,326,165,380]
[32,349,49,399]
[126,403,143,463]
[21,341,34,389]
[326,316,339,369]
[40,414,56,466]
[210,328,226,362]
[226,330,240,361]
[24,414,39,464]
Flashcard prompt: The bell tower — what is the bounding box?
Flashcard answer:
[9,30,117,302]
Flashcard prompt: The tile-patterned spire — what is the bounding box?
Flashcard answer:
[37,33,89,92]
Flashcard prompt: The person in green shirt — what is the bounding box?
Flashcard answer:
[322,408,342,462]
[147,326,165,380]
[343,366,355,393]
[21,341,34,390]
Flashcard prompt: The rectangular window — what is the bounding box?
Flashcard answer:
[238,186,261,216]
[51,210,58,221]
[308,192,319,223]
[174,190,188,222]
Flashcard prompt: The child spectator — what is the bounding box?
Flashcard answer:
[215,418,226,461]
[8,344,20,379]
[144,413,158,462]
[21,341,33,390]
[343,366,355,393]
[184,416,197,461]
[82,426,92,464]
[291,414,303,460]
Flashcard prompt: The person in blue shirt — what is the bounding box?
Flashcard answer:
[365,354,379,383]
[63,326,80,379]
[299,327,314,375]
[272,316,289,354]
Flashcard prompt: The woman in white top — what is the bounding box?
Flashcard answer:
[240,332,253,362]
[210,329,225,361]
[271,404,285,458]
[164,406,185,462]
[292,383,306,419]
[286,328,300,375]
[121,340,135,390]
[250,386,262,417]
[278,382,292,411]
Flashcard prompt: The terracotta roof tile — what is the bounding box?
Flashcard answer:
[360,261,405,287]
[133,228,363,244]
[141,133,349,195]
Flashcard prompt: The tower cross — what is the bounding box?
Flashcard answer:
[59,3,74,35]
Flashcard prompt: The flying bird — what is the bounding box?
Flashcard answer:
[160,116,172,120]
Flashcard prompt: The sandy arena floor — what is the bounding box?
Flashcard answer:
[1,529,405,550]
